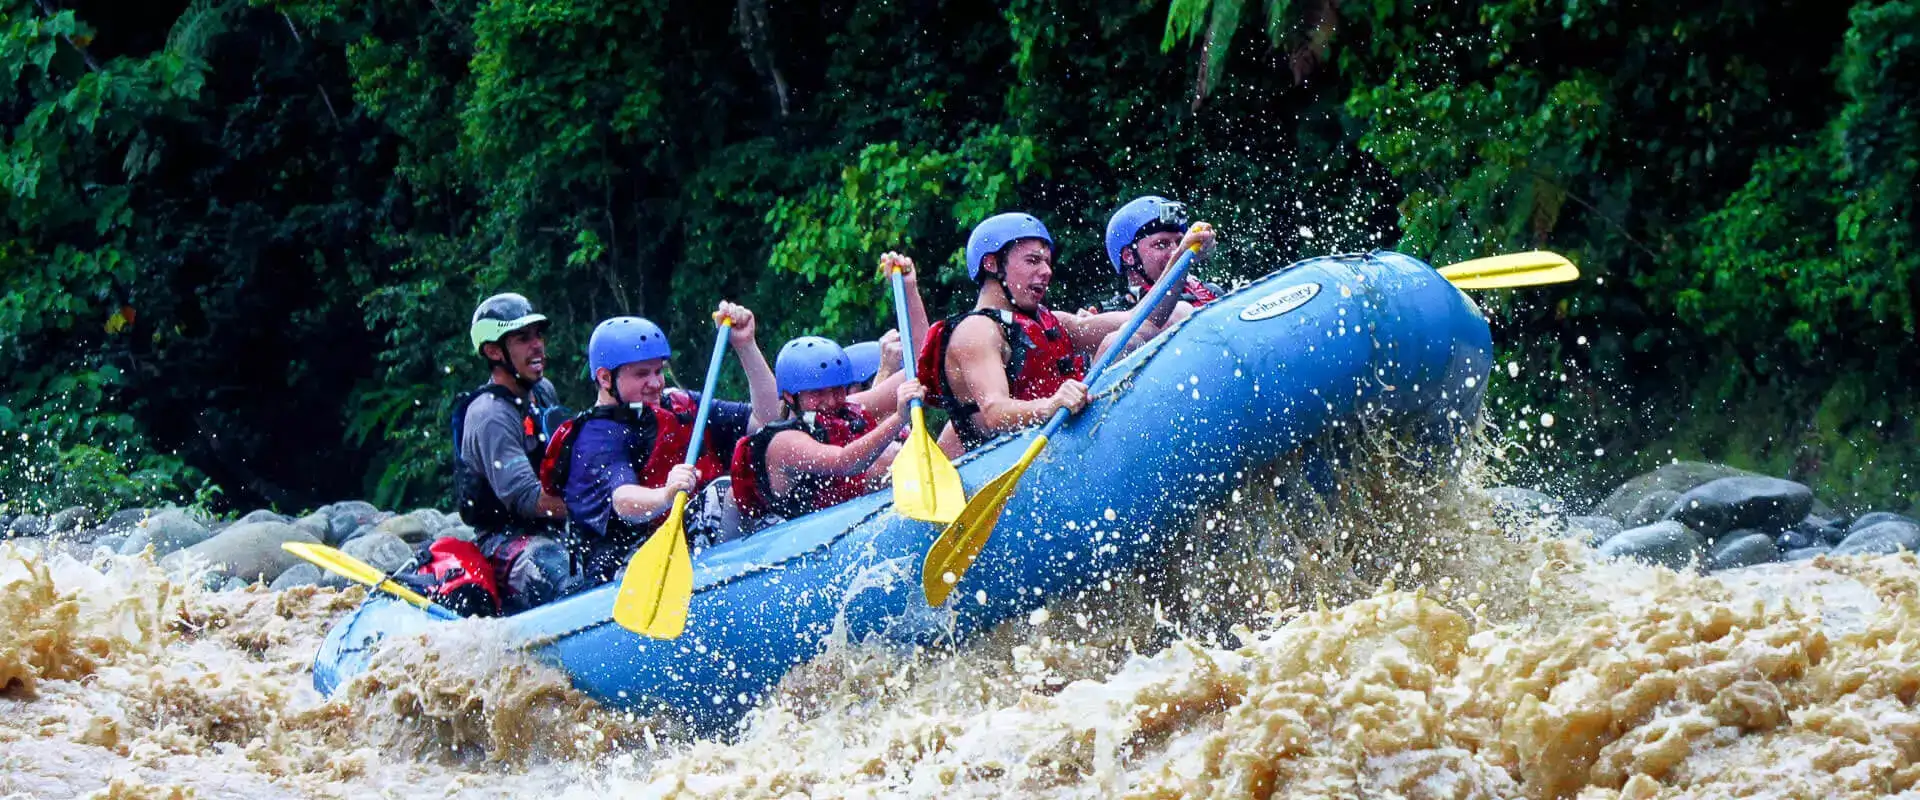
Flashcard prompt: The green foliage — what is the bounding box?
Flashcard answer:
[2,0,1916,515]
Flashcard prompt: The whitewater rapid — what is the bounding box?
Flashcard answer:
[5,478,1920,798]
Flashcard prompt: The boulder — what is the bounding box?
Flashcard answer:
[1625,490,1683,528]
[1597,461,1766,521]
[293,513,331,543]
[1791,515,1848,546]
[220,576,250,593]
[1661,477,1814,538]
[96,508,153,536]
[331,500,381,523]
[46,506,95,535]
[1832,521,1920,557]
[328,512,364,544]
[238,509,290,526]
[122,509,212,557]
[159,521,320,583]
[1565,515,1624,547]
[90,534,127,558]
[1775,528,1820,551]
[341,532,414,576]
[373,513,433,544]
[1784,546,1832,562]
[1707,533,1779,571]
[1595,521,1708,571]
[269,562,324,591]
[1847,511,1918,535]
[8,514,48,539]
[441,524,478,543]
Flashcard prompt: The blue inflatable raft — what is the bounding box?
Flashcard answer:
[311,250,1493,733]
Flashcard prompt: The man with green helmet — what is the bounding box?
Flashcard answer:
[453,292,573,613]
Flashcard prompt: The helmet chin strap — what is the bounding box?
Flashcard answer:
[982,266,1037,317]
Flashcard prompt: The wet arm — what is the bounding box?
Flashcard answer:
[948,318,1059,433]
[767,411,909,478]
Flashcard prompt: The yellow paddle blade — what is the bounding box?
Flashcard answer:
[892,405,965,524]
[921,434,1049,606]
[281,541,436,610]
[1438,251,1580,289]
[613,493,694,638]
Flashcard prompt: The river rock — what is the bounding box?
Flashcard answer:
[1565,515,1624,546]
[1597,461,1765,521]
[374,513,434,544]
[8,514,48,539]
[1595,521,1707,571]
[269,562,324,591]
[441,524,478,543]
[1661,477,1814,538]
[46,506,94,535]
[1784,546,1832,562]
[1707,533,1779,571]
[1625,490,1683,528]
[331,500,380,522]
[342,532,414,576]
[121,509,213,557]
[159,521,320,583]
[90,507,153,540]
[293,513,331,542]
[238,509,290,526]
[1791,515,1847,546]
[328,512,364,544]
[1776,528,1820,551]
[1847,511,1918,534]
[1832,521,1920,557]
[90,534,127,557]
[220,576,250,592]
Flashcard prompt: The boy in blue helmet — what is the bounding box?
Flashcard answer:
[729,336,926,527]
[914,212,1189,451]
[1086,195,1221,319]
[542,301,779,587]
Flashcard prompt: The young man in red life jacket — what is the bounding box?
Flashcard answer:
[1084,195,1222,319]
[549,303,780,587]
[446,292,574,614]
[729,336,926,527]
[917,212,1189,452]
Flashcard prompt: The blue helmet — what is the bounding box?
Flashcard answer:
[775,336,856,393]
[964,212,1053,282]
[588,316,671,375]
[1105,195,1189,273]
[844,340,882,384]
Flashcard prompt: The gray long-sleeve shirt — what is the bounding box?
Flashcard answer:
[459,379,559,520]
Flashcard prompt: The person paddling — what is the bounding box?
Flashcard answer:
[452,293,574,613]
[547,303,779,587]
[917,212,1183,451]
[1086,195,1221,319]
[729,336,926,527]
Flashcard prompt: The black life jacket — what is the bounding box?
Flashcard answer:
[451,382,564,534]
[729,404,876,521]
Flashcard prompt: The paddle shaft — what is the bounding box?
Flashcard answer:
[681,321,734,466]
[888,270,925,417]
[1031,243,1201,441]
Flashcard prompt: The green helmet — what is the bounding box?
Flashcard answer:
[470,293,550,354]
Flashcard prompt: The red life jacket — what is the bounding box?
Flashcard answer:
[916,305,1088,448]
[395,537,502,618]
[539,390,729,497]
[730,404,876,520]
